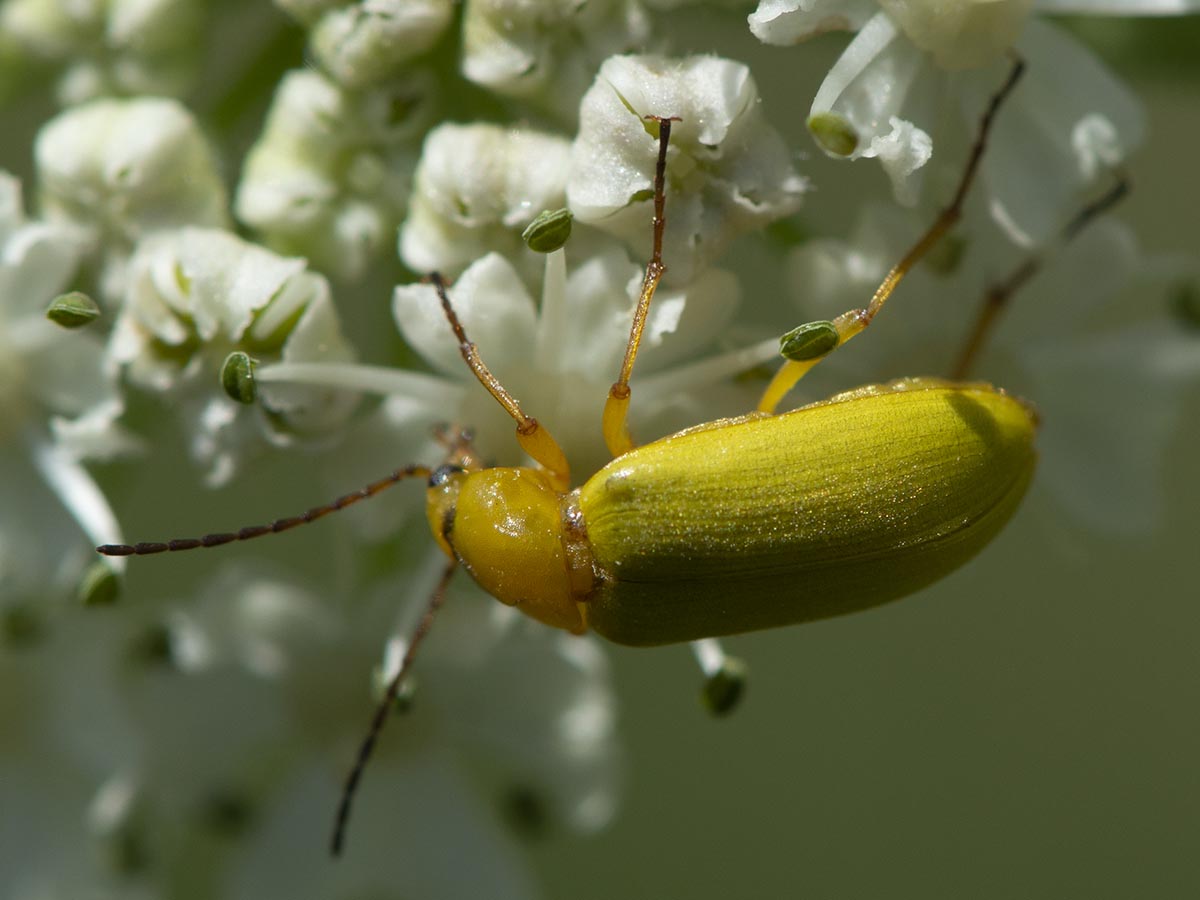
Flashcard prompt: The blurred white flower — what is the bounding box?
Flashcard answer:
[236,68,431,281]
[753,2,1145,248]
[168,559,622,842]
[462,0,651,119]
[276,0,453,89]
[0,0,206,104]
[399,123,574,282]
[109,227,358,485]
[34,96,228,301]
[568,54,807,284]
[748,0,877,42]
[0,171,128,614]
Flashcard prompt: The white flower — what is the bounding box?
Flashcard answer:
[749,0,881,44]
[0,172,128,608]
[874,0,1034,70]
[236,68,430,281]
[400,123,574,281]
[753,2,1145,249]
[568,54,808,284]
[392,249,743,478]
[751,0,1200,51]
[109,228,357,485]
[35,97,228,301]
[166,558,621,845]
[0,0,205,104]
[462,0,651,119]
[277,0,453,88]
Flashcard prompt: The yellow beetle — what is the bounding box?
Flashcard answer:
[100,64,1037,853]
[429,375,1034,648]
[416,63,1035,649]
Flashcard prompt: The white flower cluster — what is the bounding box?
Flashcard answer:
[1,1,1198,898]
[0,0,204,104]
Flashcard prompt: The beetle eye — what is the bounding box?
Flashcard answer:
[428,464,464,488]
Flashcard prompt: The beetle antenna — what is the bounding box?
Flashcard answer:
[96,465,433,556]
[330,559,457,857]
[603,114,679,457]
[757,57,1026,414]
[951,171,1132,378]
[428,273,570,488]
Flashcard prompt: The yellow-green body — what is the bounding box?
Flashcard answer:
[430,378,1037,648]
[580,379,1036,645]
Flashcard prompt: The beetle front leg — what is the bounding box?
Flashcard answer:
[603,115,676,458]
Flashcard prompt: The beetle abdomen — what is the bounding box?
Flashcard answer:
[578,379,1037,646]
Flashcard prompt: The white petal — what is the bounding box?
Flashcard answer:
[0,220,83,322]
[996,218,1140,339]
[309,0,453,88]
[235,68,426,280]
[462,0,651,116]
[570,54,806,282]
[126,229,308,345]
[25,429,126,552]
[558,247,645,376]
[35,97,228,250]
[877,0,1033,70]
[868,117,934,205]
[49,400,143,461]
[976,19,1144,247]
[393,253,539,379]
[749,0,875,45]
[24,326,114,418]
[399,123,571,278]
[809,13,937,173]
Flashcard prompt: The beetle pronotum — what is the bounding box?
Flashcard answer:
[99,57,1103,855]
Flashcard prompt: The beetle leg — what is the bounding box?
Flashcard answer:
[430,273,571,490]
[951,171,1131,379]
[757,57,1027,415]
[603,115,678,457]
[331,559,458,857]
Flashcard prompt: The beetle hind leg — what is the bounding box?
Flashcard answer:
[950,171,1130,379]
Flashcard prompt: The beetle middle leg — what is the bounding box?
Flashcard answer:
[757,57,1027,415]
[950,171,1131,378]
